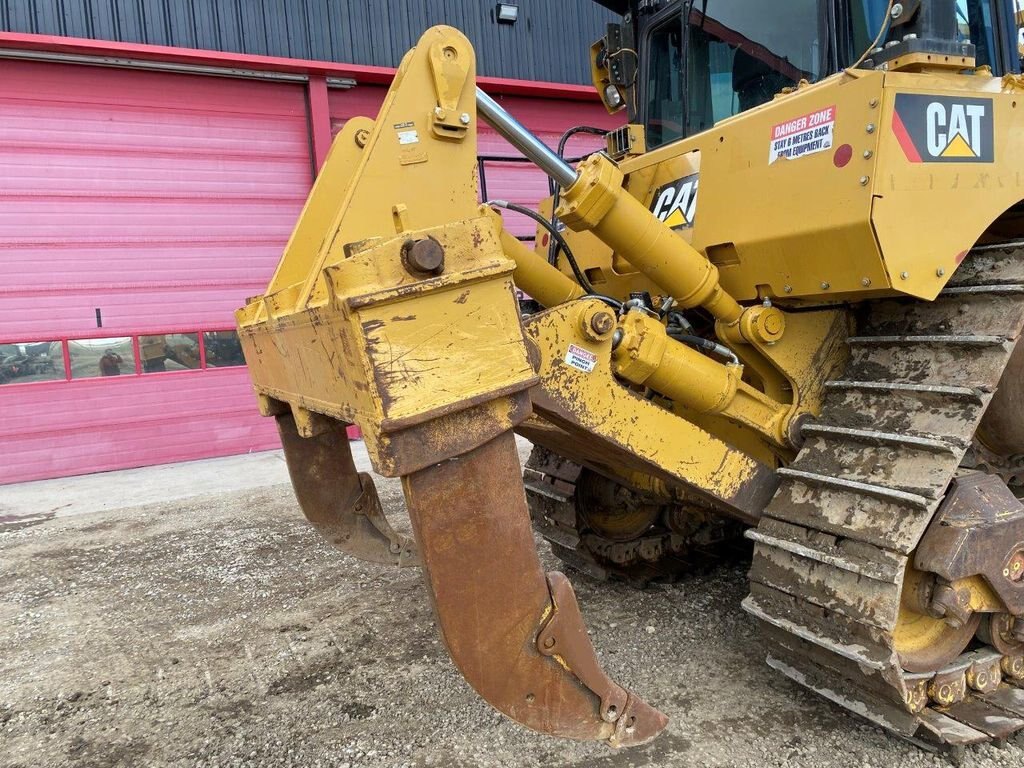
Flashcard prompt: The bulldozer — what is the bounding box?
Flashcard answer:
[236,0,1024,752]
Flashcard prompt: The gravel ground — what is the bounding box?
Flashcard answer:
[2,447,1023,768]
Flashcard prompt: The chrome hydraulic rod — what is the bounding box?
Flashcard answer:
[476,87,579,189]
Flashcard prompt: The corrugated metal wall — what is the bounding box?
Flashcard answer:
[0,59,313,483]
[0,0,617,84]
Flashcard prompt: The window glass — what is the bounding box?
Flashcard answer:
[68,337,136,379]
[646,17,686,148]
[687,0,822,134]
[856,0,998,71]
[140,333,200,373]
[0,341,66,385]
[647,1,823,145]
[203,330,245,368]
[956,0,996,70]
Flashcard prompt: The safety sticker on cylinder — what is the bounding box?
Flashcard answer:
[564,344,598,373]
[769,106,836,164]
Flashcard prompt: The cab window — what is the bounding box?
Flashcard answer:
[645,0,824,148]
[645,17,685,149]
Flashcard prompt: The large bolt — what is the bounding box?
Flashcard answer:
[590,312,615,336]
[401,237,446,276]
[930,582,972,629]
[1006,551,1024,582]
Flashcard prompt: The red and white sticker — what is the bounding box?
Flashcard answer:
[564,344,598,374]
[769,105,836,165]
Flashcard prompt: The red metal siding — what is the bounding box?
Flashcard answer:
[0,60,311,484]
[3,369,266,482]
[1,56,621,485]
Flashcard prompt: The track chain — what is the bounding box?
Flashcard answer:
[524,448,745,585]
[745,241,1024,748]
[964,441,1024,490]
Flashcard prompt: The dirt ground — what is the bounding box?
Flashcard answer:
[2,449,1023,768]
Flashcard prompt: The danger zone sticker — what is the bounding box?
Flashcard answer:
[564,344,598,374]
[769,105,836,164]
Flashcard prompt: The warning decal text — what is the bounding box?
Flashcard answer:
[769,106,836,165]
[564,344,598,374]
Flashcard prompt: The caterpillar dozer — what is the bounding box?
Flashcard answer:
[237,0,1024,752]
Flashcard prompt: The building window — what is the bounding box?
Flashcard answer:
[3,327,248,385]
[203,330,245,368]
[68,337,136,379]
[0,340,66,385]
[140,333,201,373]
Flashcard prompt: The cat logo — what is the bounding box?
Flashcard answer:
[892,94,994,163]
[650,173,699,230]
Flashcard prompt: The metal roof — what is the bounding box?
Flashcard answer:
[0,0,618,85]
[592,0,629,13]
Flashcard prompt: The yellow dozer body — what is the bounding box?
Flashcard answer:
[237,3,1024,753]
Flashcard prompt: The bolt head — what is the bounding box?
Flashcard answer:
[862,277,872,287]
[821,282,831,290]
[891,3,904,18]
[459,112,471,125]
[402,237,446,276]
[869,98,879,108]
[783,285,793,294]
[863,150,874,159]
[866,123,876,134]
[901,271,909,280]
[1007,551,1024,583]
[936,268,945,277]
[434,106,447,119]
[860,176,870,186]
[590,312,615,336]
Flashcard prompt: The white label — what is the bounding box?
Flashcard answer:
[564,344,598,374]
[398,130,420,145]
[769,105,836,165]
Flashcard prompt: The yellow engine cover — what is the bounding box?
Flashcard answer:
[603,68,1024,303]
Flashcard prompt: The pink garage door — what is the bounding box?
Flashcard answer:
[0,60,312,484]
[327,88,622,239]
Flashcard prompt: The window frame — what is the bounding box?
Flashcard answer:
[639,0,842,144]
[0,326,247,388]
[639,3,688,148]
[200,329,247,370]
[138,331,204,375]
[0,337,70,386]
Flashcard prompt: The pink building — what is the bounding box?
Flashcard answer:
[0,33,620,484]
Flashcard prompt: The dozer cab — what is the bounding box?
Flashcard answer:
[237,0,1024,752]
